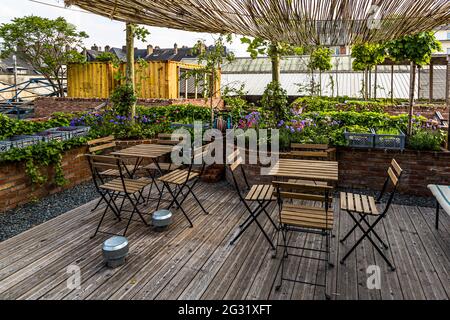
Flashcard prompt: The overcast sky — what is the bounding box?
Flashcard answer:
[0,0,250,56]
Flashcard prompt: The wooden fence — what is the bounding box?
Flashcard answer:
[67,61,220,99]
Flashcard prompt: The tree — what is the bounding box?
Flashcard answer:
[351,43,386,100]
[241,37,303,83]
[308,47,333,96]
[123,23,150,122]
[385,32,442,135]
[186,34,235,125]
[0,16,88,97]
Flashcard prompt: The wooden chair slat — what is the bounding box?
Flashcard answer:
[89,142,116,153]
[87,135,114,146]
[387,167,399,186]
[391,159,403,176]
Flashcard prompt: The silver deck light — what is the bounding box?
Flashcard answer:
[102,236,129,268]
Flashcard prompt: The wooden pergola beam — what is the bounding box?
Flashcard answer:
[64,0,450,47]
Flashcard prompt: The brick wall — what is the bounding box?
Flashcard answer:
[34,97,224,118]
[225,147,450,196]
[0,146,91,212]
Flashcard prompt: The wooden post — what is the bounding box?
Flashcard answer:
[391,65,394,102]
[194,73,198,99]
[407,61,416,137]
[417,66,421,101]
[446,57,450,150]
[374,65,378,100]
[125,22,136,121]
[368,69,372,99]
[429,62,434,103]
[185,73,188,99]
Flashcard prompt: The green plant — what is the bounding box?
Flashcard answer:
[260,81,289,121]
[408,129,445,151]
[223,85,253,124]
[376,128,400,135]
[0,137,87,187]
[110,84,137,116]
[0,16,88,97]
[95,52,119,63]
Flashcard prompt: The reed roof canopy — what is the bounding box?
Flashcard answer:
[64,0,450,46]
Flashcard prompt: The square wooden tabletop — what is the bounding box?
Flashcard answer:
[111,143,177,159]
[266,159,339,182]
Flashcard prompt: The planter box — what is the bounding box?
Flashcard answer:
[0,135,43,153]
[46,126,90,140]
[374,129,406,150]
[344,129,375,148]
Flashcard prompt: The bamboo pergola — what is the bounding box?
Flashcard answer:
[65,0,450,46]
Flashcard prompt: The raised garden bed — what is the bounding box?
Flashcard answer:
[374,128,406,150]
[344,129,375,148]
[0,126,91,153]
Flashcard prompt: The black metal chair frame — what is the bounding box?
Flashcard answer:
[340,164,403,271]
[228,155,278,249]
[158,146,209,228]
[87,155,150,238]
[274,182,334,300]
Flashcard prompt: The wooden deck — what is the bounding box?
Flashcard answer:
[0,181,449,300]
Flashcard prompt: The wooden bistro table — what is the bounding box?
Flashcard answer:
[266,159,339,184]
[111,143,178,205]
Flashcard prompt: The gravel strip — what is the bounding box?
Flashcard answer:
[0,180,436,243]
[0,181,98,242]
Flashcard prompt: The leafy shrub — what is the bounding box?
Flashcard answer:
[110,84,137,116]
[291,96,388,113]
[260,81,289,121]
[408,129,445,151]
[0,113,72,140]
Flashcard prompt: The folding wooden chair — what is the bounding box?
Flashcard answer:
[273,180,334,299]
[227,149,277,249]
[157,144,210,228]
[339,159,403,271]
[86,154,151,238]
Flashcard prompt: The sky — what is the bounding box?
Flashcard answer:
[0,0,250,56]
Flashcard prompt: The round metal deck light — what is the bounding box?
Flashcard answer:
[102,236,129,268]
[152,209,173,230]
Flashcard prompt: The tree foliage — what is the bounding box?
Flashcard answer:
[0,16,88,97]
[351,43,386,71]
[308,47,333,72]
[385,31,442,66]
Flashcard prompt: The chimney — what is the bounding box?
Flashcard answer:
[98,46,102,52]
[122,45,127,52]
[91,44,98,51]
[147,44,154,56]
[155,46,160,50]
[104,45,111,52]
[174,43,178,55]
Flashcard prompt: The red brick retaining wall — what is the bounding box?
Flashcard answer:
[0,146,91,212]
[225,148,450,196]
[34,97,224,118]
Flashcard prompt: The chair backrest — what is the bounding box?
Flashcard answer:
[272,180,334,206]
[88,136,116,154]
[272,180,333,224]
[85,154,134,193]
[157,133,187,145]
[227,148,251,195]
[290,143,331,159]
[378,158,403,214]
[85,154,118,188]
